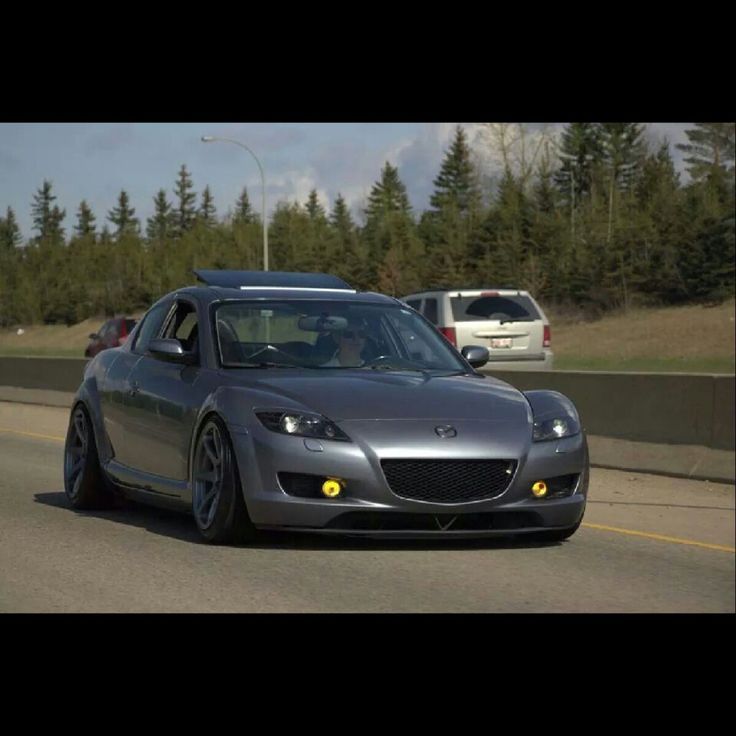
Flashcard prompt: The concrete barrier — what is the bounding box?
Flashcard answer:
[0,357,87,393]
[483,369,735,451]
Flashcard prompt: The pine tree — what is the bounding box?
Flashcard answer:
[364,162,412,224]
[173,164,197,236]
[363,162,418,289]
[599,123,646,189]
[268,201,315,271]
[329,194,370,288]
[74,200,96,238]
[147,189,175,241]
[470,170,531,289]
[554,123,604,202]
[630,143,685,303]
[423,127,484,287]
[329,193,354,235]
[49,206,66,242]
[0,206,22,250]
[676,123,736,181]
[198,185,217,227]
[108,190,140,237]
[305,189,326,221]
[429,125,481,214]
[234,187,258,225]
[31,180,66,242]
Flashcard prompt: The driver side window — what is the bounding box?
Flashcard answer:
[132,302,171,354]
[162,301,199,361]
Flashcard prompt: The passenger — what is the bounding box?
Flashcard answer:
[321,322,367,367]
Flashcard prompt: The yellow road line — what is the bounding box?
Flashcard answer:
[0,427,65,443]
[582,522,735,553]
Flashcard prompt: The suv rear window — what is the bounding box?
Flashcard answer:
[451,295,540,322]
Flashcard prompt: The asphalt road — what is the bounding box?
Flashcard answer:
[1,402,734,613]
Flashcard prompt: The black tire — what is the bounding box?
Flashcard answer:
[191,417,256,545]
[64,404,115,509]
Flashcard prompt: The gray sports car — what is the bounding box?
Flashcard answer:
[64,270,589,544]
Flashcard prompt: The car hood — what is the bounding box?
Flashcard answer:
[235,369,531,424]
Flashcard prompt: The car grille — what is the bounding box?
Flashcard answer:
[381,459,516,504]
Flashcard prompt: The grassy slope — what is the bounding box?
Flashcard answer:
[547,299,735,373]
[1,301,734,373]
[0,314,144,358]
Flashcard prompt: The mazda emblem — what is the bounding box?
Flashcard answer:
[435,425,457,438]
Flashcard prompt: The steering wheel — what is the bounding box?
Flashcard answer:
[246,344,300,365]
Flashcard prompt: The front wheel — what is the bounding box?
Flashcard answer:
[64,404,114,509]
[192,417,256,545]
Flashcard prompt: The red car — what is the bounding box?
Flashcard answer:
[85,317,137,358]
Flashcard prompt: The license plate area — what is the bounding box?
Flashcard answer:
[490,338,513,349]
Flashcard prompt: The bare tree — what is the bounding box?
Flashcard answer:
[475,123,560,190]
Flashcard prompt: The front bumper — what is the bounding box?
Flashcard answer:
[229,420,588,537]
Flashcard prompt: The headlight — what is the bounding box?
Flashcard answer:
[533,416,580,442]
[255,410,350,442]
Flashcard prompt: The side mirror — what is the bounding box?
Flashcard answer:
[148,338,197,365]
[461,345,489,368]
[89,333,99,340]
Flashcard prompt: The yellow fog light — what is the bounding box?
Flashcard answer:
[321,479,343,498]
[532,481,548,498]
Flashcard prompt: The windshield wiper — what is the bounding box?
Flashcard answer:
[231,361,300,369]
[362,364,433,379]
[500,318,534,324]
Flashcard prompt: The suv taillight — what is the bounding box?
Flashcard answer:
[543,325,551,348]
[439,327,457,346]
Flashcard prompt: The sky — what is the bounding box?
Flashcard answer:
[0,123,693,240]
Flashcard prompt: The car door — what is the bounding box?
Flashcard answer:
[102,300,173,470]
[124,296,208,482]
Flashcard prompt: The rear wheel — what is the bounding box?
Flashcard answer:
[64,404,114,509]
[192,417,256,545]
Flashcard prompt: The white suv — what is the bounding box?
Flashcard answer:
[400,289,553,371]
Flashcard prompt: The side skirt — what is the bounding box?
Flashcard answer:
[105,459,192,512]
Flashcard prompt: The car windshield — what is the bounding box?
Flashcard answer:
[215,300,468,372]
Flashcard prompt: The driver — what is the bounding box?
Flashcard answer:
[321,321,367,367]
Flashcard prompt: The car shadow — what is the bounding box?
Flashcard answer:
[34,491,564,551]
[35,491,203,544]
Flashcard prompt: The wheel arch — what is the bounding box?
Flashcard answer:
[71,377,114,464]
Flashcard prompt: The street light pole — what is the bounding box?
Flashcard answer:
[201,135,268,271]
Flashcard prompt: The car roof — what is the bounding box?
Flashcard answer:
[404,288,530,297]
[169,271,397,306]
[193,269,353,291]
[205,287,396,304]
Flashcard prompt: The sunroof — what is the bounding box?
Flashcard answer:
[193,270,353,290]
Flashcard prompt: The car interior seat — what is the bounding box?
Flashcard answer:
[217,319,245,363]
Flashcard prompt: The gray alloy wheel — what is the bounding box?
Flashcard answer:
[192,417,256,544]
[63,404,113,509]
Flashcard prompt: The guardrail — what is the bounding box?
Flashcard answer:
[0,357,734,453]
